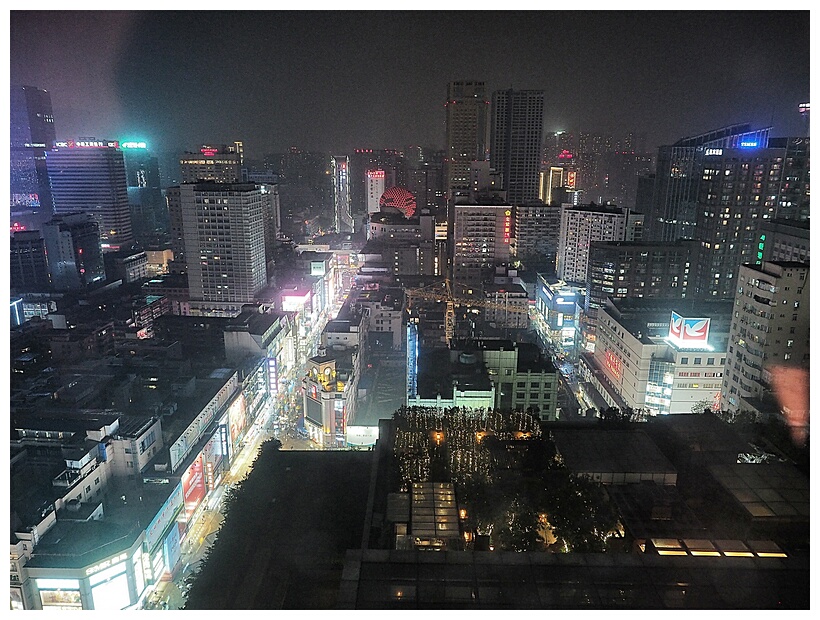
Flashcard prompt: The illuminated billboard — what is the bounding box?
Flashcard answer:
[281,290,311,312]
[181,454,206,521]
[228,393,247,449]
[668,311,711,347]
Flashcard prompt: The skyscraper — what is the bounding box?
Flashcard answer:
[121,141,167,245]
[366,169,386,216]
[177,182,267,316]
[490,89,545,204]
[645,124,770,243]
[10,85,56,211]
[10,231,50,292]
[445,81,489,201]
[332,155,354,233]
[693,136,810,298]
[45,139,134,252]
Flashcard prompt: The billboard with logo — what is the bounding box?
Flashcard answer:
[668,311,710,347]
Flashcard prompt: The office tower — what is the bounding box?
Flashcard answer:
[179,142,244,183]
[366,169,386,216]
[539,166,564,204]
[722,262,809,417]
[645,124,770,243]
[469,160,504,201]
[445,81,489,200]
[490,89,545,204]
[557,203,637,284]
[267,147,334,238]
[121,141,167,244]
[42,213,106,290]
[694,136,810,298]
[513,201,561,273]
[452,200,513,287]
[332,155,354,233]
[542,131,576,168]
[45,139,134,252]
[10,85,57,212]
[178,182,267,315]
[10,231,50,291]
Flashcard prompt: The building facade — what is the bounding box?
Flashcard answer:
[46,139,134,252]
[490,89,545,204]
[10,85,56,212]
[445,81,489,200]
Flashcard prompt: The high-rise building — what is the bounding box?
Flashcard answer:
[332,156,354,233]
[10,231,50,292]
[513,201,561,274]
[366,169,386,216]
[45,139,134,252]
[645,124,770,243]
[453,200,513,287]
[42,213,106,290]
[490,89,545,204]
[445,81,489,201]
[693,136,810,298]
[557,203,641,284]
[121,141,167,245]
[721,261,809,417]
[176,182,268,316]
[10,85,56,212]
[179,142,244,183]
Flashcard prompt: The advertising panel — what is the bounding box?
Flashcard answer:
[180,454,206,521]
[228,393,247,450]
[162,523,182,578]
[669,311,710,347]
[145,482,184,552]
[201,432,224,490]
[40,589,82,610]
[346,425,379,447]
[90,572,130,610]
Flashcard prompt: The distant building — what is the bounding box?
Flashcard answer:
[445,81,489,200]
[490,89,545,204]
[332,155,355,234]
[45,139,134,251]
[179,142,244,183]
[557,203,642,284]
[121,141,167,245]
[10,231,50,292]
[10,85,56,212]
[366,169,386,217]
[42,213,106,291]
[513,201,561,273]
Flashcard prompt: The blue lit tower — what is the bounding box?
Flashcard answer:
[45,139,134,252]
[42,213,106,290]
[10,85,56,211]
[645,124,770,243]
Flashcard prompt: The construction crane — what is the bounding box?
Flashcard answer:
[405,277,524,346]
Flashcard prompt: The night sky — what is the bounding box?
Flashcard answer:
[9,10,811,160]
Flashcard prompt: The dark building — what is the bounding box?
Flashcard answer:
[10,231,50,292]
[445,81,489,201]
[121,142,167,245]
[490,89,545,205]
[644,124,770,243]
[349,148,408,227]
[693,136,810,298]
[759,218,810,263]
[10,85,56,212]
[41,213,106,291]
[266,147,334,238]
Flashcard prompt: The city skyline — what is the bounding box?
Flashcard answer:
[9,10,810,159]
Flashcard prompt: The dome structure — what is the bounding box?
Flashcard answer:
[378,186,416,218]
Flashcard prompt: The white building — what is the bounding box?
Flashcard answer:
[578,298,732,416]
[366,169,385,216]
[557,203,642,284]
[175,182,267,316]
[722,261,810,417]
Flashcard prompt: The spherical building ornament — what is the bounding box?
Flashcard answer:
[378,186,416,218]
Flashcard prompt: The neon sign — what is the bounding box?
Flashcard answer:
[705,148,723,156]
[567,171,577,188]
[200,147,219,156]
[739,141,758,148]
[120,141,147,149]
